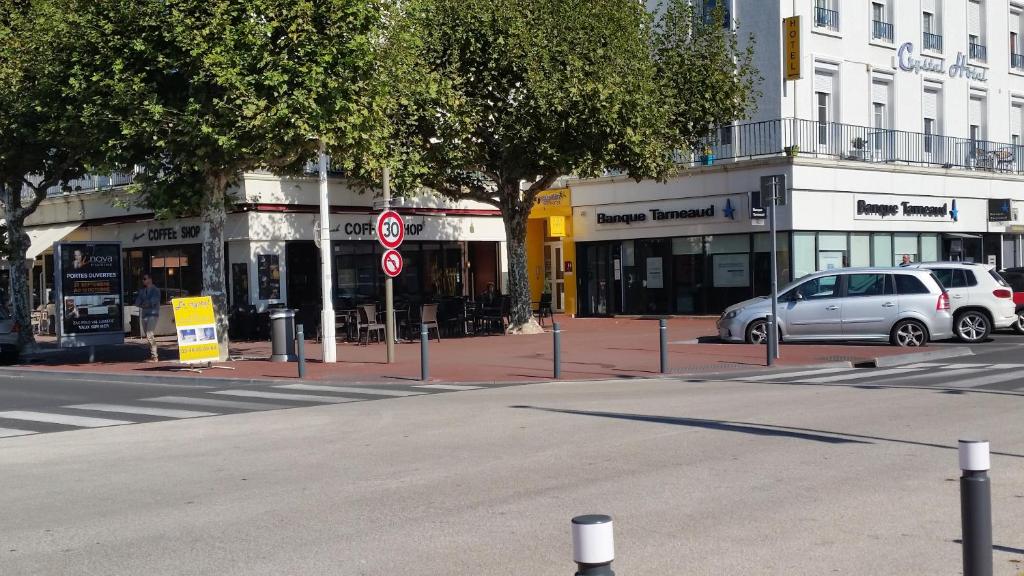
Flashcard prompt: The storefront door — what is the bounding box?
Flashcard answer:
[577,242,618,317]
[544,241,565,312]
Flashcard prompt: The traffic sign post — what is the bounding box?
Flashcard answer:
[382,249,403,278]
[376,209,405,250]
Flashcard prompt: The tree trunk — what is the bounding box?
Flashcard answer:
[202,174,231,361]
[6,216,34,350]
[499,186,543,334]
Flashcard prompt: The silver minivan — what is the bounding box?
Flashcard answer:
[717,268,953,346]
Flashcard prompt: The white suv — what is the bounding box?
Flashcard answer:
[906,262,1016,343]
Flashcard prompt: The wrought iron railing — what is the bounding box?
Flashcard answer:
[970,42,987,61]
[872,20,894,42]
[814,7,839,31]
[693,118,1024,175]
[923,32,943,52]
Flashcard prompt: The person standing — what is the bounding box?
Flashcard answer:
[135,274,161,362]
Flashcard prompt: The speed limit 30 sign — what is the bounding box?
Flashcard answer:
[376,210,405,250]
[381,249,403,277]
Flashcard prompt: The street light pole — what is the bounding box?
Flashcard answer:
[383,167,396,363]
[768,177,780,361]
[318,140,337,363]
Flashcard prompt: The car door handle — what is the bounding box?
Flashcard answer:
[882,302,896,307]
[825,305,839,311]
[952,294,964,299]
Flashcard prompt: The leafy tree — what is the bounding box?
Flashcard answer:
[81,0,388,359]
[377,0,758,332]
[0,0,124,349]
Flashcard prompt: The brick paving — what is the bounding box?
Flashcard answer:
[19,316,913,383]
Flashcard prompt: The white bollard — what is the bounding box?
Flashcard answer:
[571,514,614,575]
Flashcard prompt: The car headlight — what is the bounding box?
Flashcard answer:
[722,310,738,320]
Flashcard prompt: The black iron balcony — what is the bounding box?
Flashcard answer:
[1012,52,1024,70]
[872,20,894,42]
[970,42,987,61]
[814,7,839,31]
[923,32,943,52]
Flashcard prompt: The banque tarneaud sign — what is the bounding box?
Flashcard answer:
[897,42,987,82]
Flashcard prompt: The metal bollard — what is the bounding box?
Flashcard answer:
[553,322,562,379]
[765,313,776,367]
[571,515,614,576]
[295,324,306,379]
[960,439,993,576]
[420,324,429,381]
[659,318,668,374]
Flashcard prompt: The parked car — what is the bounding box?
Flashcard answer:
[904,262,1017,343]
[717,268,951,347]
[0,308,20,365]
[998,267,1024,334]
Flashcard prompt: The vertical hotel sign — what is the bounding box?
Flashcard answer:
[784,16,801,80]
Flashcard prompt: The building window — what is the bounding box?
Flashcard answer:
[1011,10,1023,69]
[923,11,942,52]
[969,1,986,61]
[815,0,839,31]
[702,0,730,28]
[924,117,935,153]
[923,86,941,158]
[872,2,893,42]
[816,91,830,145]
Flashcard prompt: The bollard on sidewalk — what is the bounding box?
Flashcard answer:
[765,313,776,367]
[553,322,562,379]
[571,514,614,576]
[959,439,993,576]
[659,318,668,374]
[420,324,429,381]
[296,324,306,379]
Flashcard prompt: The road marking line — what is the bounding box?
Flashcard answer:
[65,403,218,419]
[210,390,359,403]
[985,364,1024,370]
[941,363,991,369]
[274,384,426,397]
[869,367,990,384]
[940,371,1024,389]
[740,367,857,382]
[798,368,925,383]
[899,363,949,369]
[0,411,135,428]
[141,396,292,411]
[0,427,38,438]
[412,384,483,391]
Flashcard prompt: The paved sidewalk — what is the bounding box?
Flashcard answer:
[16,316,917,384]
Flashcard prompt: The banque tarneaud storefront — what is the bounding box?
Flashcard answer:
[573,193,761,316]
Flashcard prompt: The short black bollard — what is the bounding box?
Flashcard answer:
[659,318,668,374]
[571,514,614,575]
[960,439,993,576]
[765,313,776,367]
[420,324,429,381]
[553,322,562,379]
[295,324,306,379]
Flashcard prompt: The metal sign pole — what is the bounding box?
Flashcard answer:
[383,167,396,364]
[769,177,780,361]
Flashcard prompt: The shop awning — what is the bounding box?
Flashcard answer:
[943,233,982,239]
[25,222,82,259]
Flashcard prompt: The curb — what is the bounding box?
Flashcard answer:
[868,346,974,368]
[668,360,855,380]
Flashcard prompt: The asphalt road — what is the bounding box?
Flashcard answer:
[2,367,1024,574]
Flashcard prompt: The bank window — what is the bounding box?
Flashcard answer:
[792,232,817,279]
[894,233,919,264]
[846,273,891,297]
[850,233,871,267]
[818,232,847,271]
[873,233,893,267]
[921,234,939,261]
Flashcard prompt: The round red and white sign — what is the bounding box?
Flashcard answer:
[381,249,403,278]
[376,210,405,250]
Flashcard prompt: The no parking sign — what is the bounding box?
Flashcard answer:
[381,249,403,278]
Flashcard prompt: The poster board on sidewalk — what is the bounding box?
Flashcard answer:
[171,296,219,363]
[53,241,125,348]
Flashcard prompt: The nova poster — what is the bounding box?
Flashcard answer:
[54,242,125,347]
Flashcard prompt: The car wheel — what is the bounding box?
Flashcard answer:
[955,311,991,343]
[1014,315,1024,335]
[745,319,769,344]
[891,320,928,347]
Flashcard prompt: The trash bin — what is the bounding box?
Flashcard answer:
[269,308,297,362]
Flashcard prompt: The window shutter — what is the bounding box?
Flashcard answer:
[968,1,981,36]
[1013,104,1023,138]
[872,80,890,105]
[969,97,984,127]
[923,0,936,14]
[814,71,833,93]
[923,89,939,120]
[1012,13,1021,36]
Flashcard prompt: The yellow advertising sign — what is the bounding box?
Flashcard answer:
[783,16,801,80]
[530,188,572,218]
[547,216,567,237]
[171,296,219,363]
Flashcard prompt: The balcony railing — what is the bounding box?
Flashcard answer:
[923,32,943,52]
[814,7,839,31]
[1012,52,1024,70]
[970,42,987,61]
[692,118,1024,175]
[872,20,894,42]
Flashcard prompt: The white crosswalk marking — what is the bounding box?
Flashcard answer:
[867,367,989,384]
[898,363,949,369]
[741,367,857,382]
[984,364,1024,370]
[941,363,991,370]
[0,411,135,428]
[274,384,426,397]
[0,427,38,438]
[65,404,218,419]
[142,396,292,411]
[939,371,1024,389]
[798,368,925,383]
[412,384,483,391]
[210,390,359,403]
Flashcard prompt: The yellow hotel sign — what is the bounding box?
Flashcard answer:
[784,16,801,80]
[171,296,219,363]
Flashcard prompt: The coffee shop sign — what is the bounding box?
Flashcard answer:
[897,42,987,82]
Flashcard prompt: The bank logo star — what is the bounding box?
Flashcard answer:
[949,199,959,222]
[723,199,736,220]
